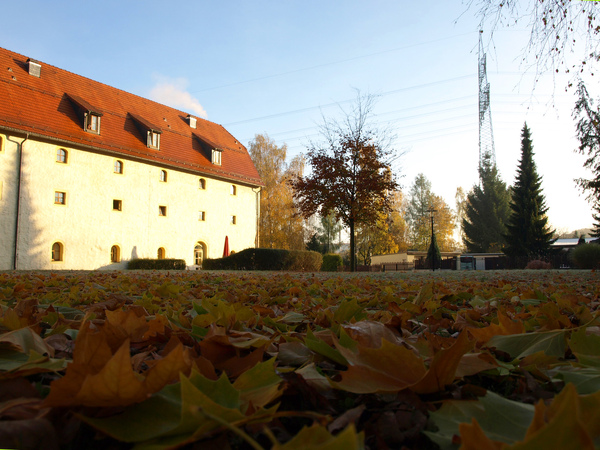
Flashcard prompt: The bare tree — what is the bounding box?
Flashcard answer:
[466,0,599,82]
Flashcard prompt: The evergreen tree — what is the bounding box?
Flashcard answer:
[504,123,555,259]
[462,154,511,252]
[426,233,442,270]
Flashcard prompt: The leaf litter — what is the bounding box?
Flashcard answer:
[0,269,599,449]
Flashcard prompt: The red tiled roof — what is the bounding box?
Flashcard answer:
[0,47,262,186]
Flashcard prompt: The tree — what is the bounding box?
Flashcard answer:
[468,0,599,78]
[292,93,400,272]
[317,210,343,254]
[573,81,600,237]
[405,174,457,252]
[249,134,305,250]
[462,154,511,252]
[426,232,442,271]
[504,123,555,259]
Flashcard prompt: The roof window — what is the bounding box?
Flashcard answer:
[130,113,162,150]
[27,59,41,77]
[67,94,103,134]
[212,148,222,165]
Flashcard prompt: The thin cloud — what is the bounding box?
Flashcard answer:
[149,77,207,118]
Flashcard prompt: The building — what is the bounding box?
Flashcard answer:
[0,47,263,270]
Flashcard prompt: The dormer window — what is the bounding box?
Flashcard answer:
[67,94,103,134]
[212,148,222,165]
[148,130,160,150]
[130,113,162,150]
[86,113,101,134]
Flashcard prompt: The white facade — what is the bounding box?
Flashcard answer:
[0,133,259,270]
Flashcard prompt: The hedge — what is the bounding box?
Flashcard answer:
[569,243,600,269]
[203,248,322,271]
[127,258,187,270]
[322,253,343,272]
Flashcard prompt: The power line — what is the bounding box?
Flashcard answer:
[191,31,478,94]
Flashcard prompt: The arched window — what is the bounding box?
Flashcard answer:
[157,247,165,259]
[194,242,206,267]
[110,245,120,263]
[51,242,63,262]
[230,185,236,195]
[160,170,167,182]
[56,148,68,163]
[114,160,123,174]
[199,178,206,190]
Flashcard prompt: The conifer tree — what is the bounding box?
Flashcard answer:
[462,154,511,252]
[504,123,555,259]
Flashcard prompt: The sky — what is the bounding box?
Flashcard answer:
[1,0,597,234]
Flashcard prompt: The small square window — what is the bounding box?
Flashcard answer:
[54,191,66,205]
[198,211,206,221]
[56,148,68,163]
[113,199,122,211]
[86,114,100,134]
[230,215,236,225]
[159,205,167,216]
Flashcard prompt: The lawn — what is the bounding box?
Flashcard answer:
[0,269,599,449]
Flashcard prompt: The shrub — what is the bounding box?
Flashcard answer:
[127,258,186,270]
[322,254,343,272]
[570,243,600,269]
[203,248,322,271]
[525,260,552,270]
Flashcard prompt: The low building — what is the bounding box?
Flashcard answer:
[0,47,263,270]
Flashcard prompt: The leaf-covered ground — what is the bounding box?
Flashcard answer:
[1,269,600,449]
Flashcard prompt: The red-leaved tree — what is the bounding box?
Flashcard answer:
[292,94,401,271]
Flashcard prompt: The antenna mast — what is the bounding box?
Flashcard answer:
[478,30,496,173]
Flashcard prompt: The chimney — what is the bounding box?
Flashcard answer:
[187,115,197,129]
[27,59,41,78]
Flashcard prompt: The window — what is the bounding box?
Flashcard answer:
[86,113,100,134]
[157,247,166,259]
[110,245,120,263]
[54,191,66,205]
[56,148,68,163]
[230,185,236,196]
[212,149,222,165]
[198,211,206,221]
[148,131,160,149]
[113,199,122,211]
[199,178,206,190]
[0,136,3,153]
[159,205,167,216]
[51,242,63,262]
[114,160,123,174]
[230,215,237,225]
[159,170,167,182]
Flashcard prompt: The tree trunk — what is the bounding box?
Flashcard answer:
[349,219,356,272]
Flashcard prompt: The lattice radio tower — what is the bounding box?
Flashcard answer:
[478,30,496,173]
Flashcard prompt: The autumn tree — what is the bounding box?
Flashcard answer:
[504,123,555,259]
[468,0,599,78]
[405,174,457,252]
[573,81,600,237]
[249,134,305,250]
[462,154,511,252]
[292,93,400,272]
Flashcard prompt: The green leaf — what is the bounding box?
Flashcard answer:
[274,424,364,450]
[426,390,535,449]
[233,358,282,410]
[553,367,600,394]
[305,329,348,366]
[333,299,365,323]
[486,330,568,359]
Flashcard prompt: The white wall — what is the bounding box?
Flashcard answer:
[0,134,258,270]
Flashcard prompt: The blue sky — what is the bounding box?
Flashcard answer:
[2,0,597,233]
